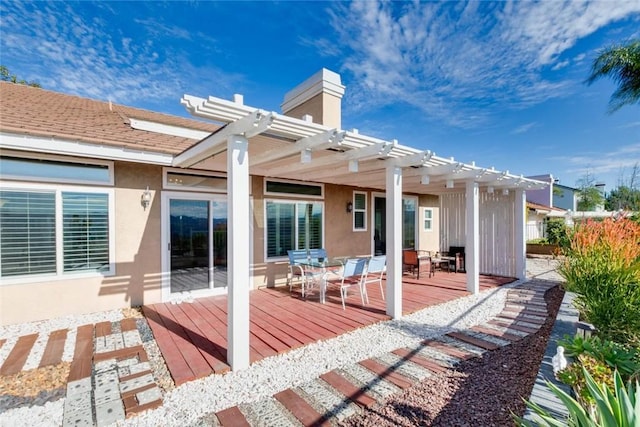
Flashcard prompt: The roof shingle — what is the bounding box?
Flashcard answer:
[0,82,220,155]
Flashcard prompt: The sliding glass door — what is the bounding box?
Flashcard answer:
[167,195,227,295]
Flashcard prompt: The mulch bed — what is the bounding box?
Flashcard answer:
[340,284,565,427]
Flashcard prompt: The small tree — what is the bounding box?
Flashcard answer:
[576,171,604,211]
[606,186,640,211]
[0,65,41,88]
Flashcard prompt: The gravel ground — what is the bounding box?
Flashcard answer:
[0,257,564,426]
[340,283,564,427]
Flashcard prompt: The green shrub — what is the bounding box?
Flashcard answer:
[559,335,640,381]
[516,368,639,427]
[546,218,571,249]
[558,218,640,345]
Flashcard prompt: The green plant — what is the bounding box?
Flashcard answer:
[558,218,640,345]
[546,218,571,248]
[516,368,639,426]
[528,238,550,244]
[559,335,640,380]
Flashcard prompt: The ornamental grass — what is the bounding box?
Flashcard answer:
[558,217,640,347]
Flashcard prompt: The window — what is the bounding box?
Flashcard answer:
[353,191,367,231]
[403,198,417,249]
[0,191,56,277]
[0,156,112,184]
[62,192,109,273]
[0,188,113,280]
[266,200,323,258]
[264,179,323,198]
[0,155,114,281]
[164,169,227,192]
[423,208,433,231]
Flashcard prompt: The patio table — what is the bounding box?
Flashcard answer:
[298,258,345,303]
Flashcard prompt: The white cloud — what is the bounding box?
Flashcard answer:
[511,122,538,135]
[559,142,640,176]
[0,1,240,109]
[552,60,570,71]
[323,0,640,128]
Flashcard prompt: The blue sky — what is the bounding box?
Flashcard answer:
[1,1,639,192]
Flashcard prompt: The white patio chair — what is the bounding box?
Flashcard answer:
[326,257,367,310]
[287,249,310,297]
[361,255,386,304]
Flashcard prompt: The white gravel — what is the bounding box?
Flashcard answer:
[0,309,124,340]
[1,274,538,427]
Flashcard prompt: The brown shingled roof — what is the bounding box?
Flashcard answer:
[0,81,220,155]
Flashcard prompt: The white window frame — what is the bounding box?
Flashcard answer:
[0,150,114,186]
[162,167,228,193]
[263,178,324,200]
[263,198,325,262]
[352,191,367,232]
[0,181,116,285]
[423,208,434,231]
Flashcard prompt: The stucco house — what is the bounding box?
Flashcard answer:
[0,70,545,369]
[526,174,578,211]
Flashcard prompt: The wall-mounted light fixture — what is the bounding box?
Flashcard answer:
[141,186,152,210]
[487,186,494,194]
[346,201,353,213]
[445,179,454,189]
[502,188,509,196]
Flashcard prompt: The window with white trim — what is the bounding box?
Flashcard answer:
[265,200,323,258]
[353,191,367,231]
[0,155,114,280]
[423,208,433,231]
[1,188,112,278]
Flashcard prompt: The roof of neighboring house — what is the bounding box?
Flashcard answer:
[527,201,566,213]
[0,82,219,155]
[554,183,578,192]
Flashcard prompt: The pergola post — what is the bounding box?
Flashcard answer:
[227,134,250,370]
[465,180,480,294]
[385,165,403,318]
[515,188,527,280]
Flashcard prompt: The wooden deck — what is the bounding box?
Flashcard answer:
[143,272,514,385]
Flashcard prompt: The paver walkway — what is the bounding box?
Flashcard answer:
[0,318,163,426]
[189,279,558,426]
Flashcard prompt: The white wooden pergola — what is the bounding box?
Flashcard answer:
[176,94,546,370]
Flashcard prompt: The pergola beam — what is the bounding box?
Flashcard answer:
[401,162,464,179]
[263,142,393,176]
[388,150,433,168]
[250,129,345,166]
[173,110,273,167]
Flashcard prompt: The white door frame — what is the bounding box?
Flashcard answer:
[161,190,232,302]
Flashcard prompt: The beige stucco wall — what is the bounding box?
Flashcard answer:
[418,194,441,253]
[0,161,163,326]
[1,161,444,325]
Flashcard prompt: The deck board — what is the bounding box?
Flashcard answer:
[145,272,513,385]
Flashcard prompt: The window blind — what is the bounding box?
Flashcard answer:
[62,192,109,272]
[0,191,56,277]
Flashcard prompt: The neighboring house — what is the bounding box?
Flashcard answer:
[554,183,579,211]
[0,70,546,368]
[526,174,578,211]
[526,201,567,241]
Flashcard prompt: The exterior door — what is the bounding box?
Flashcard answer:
[164,194,227,298]
[372,194,418,254]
